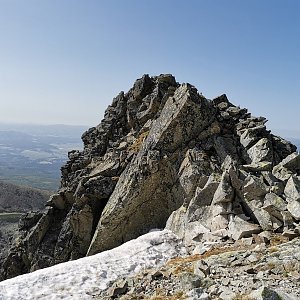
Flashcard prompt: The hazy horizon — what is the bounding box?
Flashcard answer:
[0,120,90,127]
[0,1,299,130]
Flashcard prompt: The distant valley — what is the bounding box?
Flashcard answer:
[0,180,52,262]
[0,123,88,191]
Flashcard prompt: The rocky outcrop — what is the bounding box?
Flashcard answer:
[1,74,300,281]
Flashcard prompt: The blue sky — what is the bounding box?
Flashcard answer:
[0,0,299,134]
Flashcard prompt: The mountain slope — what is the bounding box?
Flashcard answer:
[0,181,50,213]
[2,74,300,285]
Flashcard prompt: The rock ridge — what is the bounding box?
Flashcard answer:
[1,74,300,282]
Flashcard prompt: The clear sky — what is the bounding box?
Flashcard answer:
[0,0,299,133]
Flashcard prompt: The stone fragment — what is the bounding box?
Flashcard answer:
[239,125,266,146]
[214,136,238,162]
[270,215,283,230]
[212,94,229,105]
[165,205,187,239]
[192,243,212,255]
[212,172,234,204]
[219,287,236,300]
[209,214,229,231]
[54,205,94,263]
[281,152,300,173]
[258,230,272,241]
[272,164,293,182]
[247,138,272,163]
[262,204,283,222]
[47,193,66,210]
[150,270,164,280]
[186,288,211,300]
[18,211,44,231]
[190,174,220,210]
[247,254,259,263]
[264,193,287,211]
[228,166,243,190]
[178,149,211,199]
[202,229,228,242]
[242,161,272,172]
[24,208,53,253]
[281,211,294,228]
[262,171,280,186]
[178,272,202,291]
[194,260,210,277]
[184,221,210,246]
[272,134,297,163]
[235,237,253,247]
[284,175,300,201]
[108,280,128,297]
[243,175,268,200]
[287,200,300,220]
[248,205,273,231]
[282,229,299,239]
[228,215,261,241]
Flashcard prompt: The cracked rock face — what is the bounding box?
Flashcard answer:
[1,74,300,280]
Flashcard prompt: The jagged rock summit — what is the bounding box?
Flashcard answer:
[1,74,300,281]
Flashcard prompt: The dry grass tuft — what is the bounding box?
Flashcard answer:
[232,294,253,300]
[128,131,149,153]
[269,234,289,246]
[148,291,185,300]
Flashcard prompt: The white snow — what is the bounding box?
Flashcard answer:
[0,230,186,300]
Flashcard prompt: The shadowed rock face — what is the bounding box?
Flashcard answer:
[1,74,300,280]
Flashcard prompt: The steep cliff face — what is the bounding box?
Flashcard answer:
[1,74,300,280]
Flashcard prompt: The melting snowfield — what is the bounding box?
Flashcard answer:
[0,230,186,300]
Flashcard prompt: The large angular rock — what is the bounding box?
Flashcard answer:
[228,215,261,240]
[284,175,300,201]
[239,125,266,148]
[178,149,212,199]
[186,174,221,222]
[212,171,234,204]
[242,161,272,172]
[165,205,187,239]
[287,201,300,220]
[262,193,287,222]
[272,159,295,182]
[247,138,273,163]
[88,84,215,255]
[54,205,94,264]
[281,152,300,173]
[243,175,268,200]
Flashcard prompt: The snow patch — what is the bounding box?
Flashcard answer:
[0,230,186,300]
